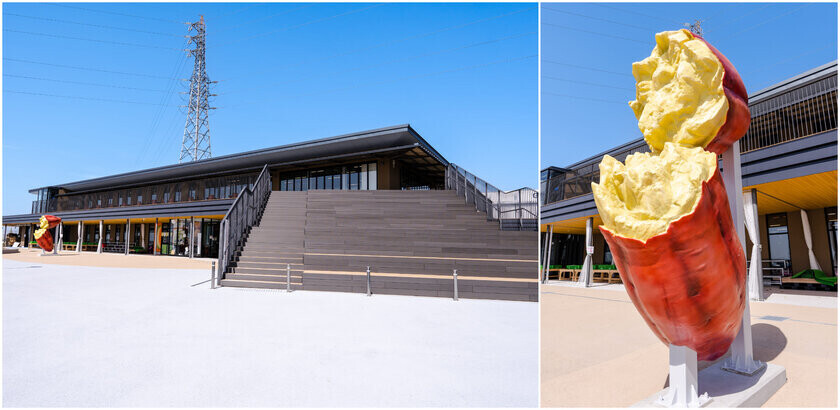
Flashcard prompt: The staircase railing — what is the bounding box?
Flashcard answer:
[216,164,271,284]
[445,164,538,230]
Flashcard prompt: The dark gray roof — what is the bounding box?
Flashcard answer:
[31,124,448,194]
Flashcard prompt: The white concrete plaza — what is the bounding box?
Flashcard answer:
[3,259,537,407]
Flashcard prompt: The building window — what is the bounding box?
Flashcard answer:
[767,213,791,274]
[603,241,613,265]
[827,207,837,275]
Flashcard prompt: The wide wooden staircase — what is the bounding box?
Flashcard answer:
[220,190,537,301]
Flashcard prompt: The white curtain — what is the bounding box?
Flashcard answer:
[800,209,823,271]
[743,191,763,301]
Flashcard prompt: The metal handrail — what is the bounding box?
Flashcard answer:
[445,164,538,230]
[216,164,271,284]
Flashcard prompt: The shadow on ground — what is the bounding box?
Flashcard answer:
[662,323,787,389]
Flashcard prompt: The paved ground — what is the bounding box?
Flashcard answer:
[540,283,837,407]
[3,259,538,407]
[3,248,212,269]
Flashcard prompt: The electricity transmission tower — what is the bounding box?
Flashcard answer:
[179,15,216,163]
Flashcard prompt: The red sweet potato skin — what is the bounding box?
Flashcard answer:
[600,168,747,361]
[695,35,750,155]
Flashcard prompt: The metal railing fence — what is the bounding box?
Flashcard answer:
[216,164,271,283]
[445,164,538,229]
[541,74,838,206]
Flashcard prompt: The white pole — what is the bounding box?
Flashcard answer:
[721,140,765,376]
[578,217,593,287]
[76,222,82,252]
[657,345,710,407]
[97,220,103,253]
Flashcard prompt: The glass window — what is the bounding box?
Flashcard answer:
[360,164,368,190]
[368,162,377,190]
[767,213,791,273]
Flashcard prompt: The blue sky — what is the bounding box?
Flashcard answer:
[541,2,838,169]
[2,2,537,215]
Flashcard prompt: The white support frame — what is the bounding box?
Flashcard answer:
[721,141,766,376]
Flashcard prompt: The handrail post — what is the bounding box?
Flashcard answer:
[366,266,371,296]
[286,263,291,292]
[211,261,216,289]
[453,269,458,301]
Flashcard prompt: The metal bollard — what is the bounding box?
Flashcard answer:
[211,261,216,289]
[453,269,459,301]
[366,266,371,296]
[286,263,291,292]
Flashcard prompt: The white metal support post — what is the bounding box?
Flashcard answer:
[54,222,62,254]
[97,220,104,253]
[721,140,765,376]
[188,216,194,258]
[658,345,711,407]
[125,219,130,255]
[76,222,82,252]
[543,225,554,283]
[578,217,593,287]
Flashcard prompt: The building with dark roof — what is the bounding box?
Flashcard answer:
[3,124,538,301]
[540,61,838,293]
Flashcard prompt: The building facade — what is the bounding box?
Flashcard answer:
[540,62,838,289]
[4,125,539,301]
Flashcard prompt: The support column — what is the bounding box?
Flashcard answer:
[76,222,82,252]
[657,345,709,407]
[578,217,593,287]
[189,216,194,259]
[125,219,130,255]
[97,220,103,254]
[154,218,160,255]
[54,222,63,254]
[542,225,554,283]
[721,140,765,375]
[140,223,146,253]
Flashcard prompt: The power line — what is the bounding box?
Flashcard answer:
[224,5,536,81]
[45,3,184,24]
[730,4,811,38]
[591,4,684,26]
[542,59,634,78]
[3,74,168,92]
[4,89,174,106]
[543,91,628,105]
[542,75,633,91]
[3,29,182,51]
[215,4,316,32]
[3,57,179,80]
[541,22,649,45]
[136,41,191,167]
[224,54,536,109]
[218,3,386,47]
[224,31,536,95]
[4,12,183,37]
[541,7,656,31]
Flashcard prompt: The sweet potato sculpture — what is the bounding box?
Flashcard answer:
[591,30,750,361]
[593,145,746,360]
[33,215,61,252]
[629,29,750,154]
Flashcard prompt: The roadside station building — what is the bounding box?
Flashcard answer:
[4,125,538,301]
[541,62,838,292]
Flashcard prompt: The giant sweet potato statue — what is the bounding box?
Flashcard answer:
[34,215,61,252]
[592,29,749,361]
